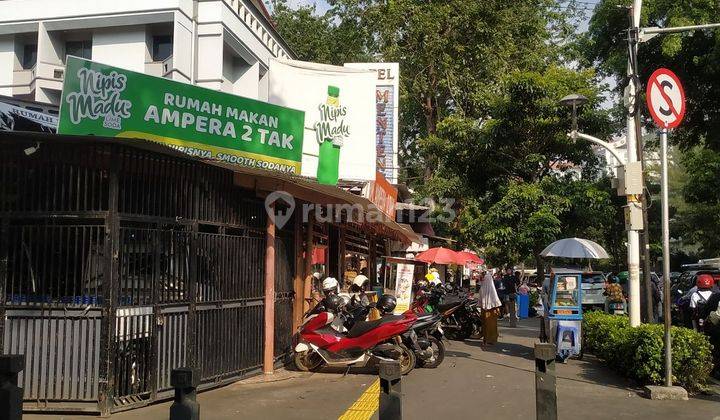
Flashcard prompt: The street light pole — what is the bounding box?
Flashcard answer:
[623,0,643,328]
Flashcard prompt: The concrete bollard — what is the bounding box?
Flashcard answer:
[378,360,402,420]
[170,367,200,420]
[0,354,25,420]
[534,343,557,420]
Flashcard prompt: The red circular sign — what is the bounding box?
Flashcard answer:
[646,68,686,129]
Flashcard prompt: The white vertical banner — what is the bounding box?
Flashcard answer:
[394,263,415,314]
[345,63,400,183]
[268,59,376,182]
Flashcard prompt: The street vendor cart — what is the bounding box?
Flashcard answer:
[540,237,610,362]
[546,268,583,361]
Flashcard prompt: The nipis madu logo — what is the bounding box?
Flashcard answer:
[64,67,132,130]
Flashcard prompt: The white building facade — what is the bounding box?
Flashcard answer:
[0,0,292,105]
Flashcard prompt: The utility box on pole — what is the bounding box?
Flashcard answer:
[616,161,644,196]
[624,202,644,231]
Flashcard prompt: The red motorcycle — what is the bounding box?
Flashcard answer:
[293,296,418,375]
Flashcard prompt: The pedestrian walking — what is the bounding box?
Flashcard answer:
[479,270,502,345]
[469,271,480,293]
[501,268,519,327]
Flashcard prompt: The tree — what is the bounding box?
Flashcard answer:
[329,0,571,182]
[271,0,369,65]
[677,147,720,256]
[273,1,619,272]
[464,179,569,269]
[584,0,720,260]
[419,66,610,233]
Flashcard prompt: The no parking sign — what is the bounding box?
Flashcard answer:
[646,68,685,129]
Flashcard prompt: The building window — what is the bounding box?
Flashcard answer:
[22,44,37,69]
[152,35,173,62]
[65,40,92,60]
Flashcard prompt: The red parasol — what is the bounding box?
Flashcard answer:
[456,251,484,265]
[414,247,461,265]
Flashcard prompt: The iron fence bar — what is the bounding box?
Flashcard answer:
[99,145,120,416]
[0,218,8,352]
[186,172,199,373]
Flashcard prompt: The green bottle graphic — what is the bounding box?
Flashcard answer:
[317,85,341,185]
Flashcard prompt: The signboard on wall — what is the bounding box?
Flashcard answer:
[0,100,57,133]
[58,57,305,173]
[345,63,399,183]
[362,171,398,219]
[268,59,376,184]
[394,263,415,314]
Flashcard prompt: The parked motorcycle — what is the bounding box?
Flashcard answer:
[413,284,482,340]
[402,311,445,368]
[607,301,626,315]
[293,294,418,375]
[343,294,446,369]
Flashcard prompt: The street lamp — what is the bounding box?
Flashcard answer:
[559,94,588,133]
[559,94,642,328]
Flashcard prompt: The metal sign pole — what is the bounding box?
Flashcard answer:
[660,127,672,387]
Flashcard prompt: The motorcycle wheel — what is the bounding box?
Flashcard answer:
[417,336,445,369]
[294,350,323,372]
[456,323,474,341]
[397,344,416,375]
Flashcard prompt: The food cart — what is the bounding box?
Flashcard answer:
[540,238,609,361]
[546,269,583,361]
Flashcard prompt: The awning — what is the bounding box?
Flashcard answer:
[396,202,430,211]
[0,131,418,244]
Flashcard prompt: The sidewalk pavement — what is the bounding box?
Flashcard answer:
[25,317,720,420]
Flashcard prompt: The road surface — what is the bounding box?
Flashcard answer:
[26,318,720,419]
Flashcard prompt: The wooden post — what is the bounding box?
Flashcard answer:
[368,237,377,288]
[264,206,276,375]
[534,343,557,420]
[292,210,304,331]
[302,215,314,314]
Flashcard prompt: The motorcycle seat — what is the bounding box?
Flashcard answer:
[415,313,437,322]
[347,315,405,338]
[436,301,462,312]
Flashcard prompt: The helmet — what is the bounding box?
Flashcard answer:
[377,294,397,314]
[322,277,339,295]
[350,275,370,293]
[697,274,714,289]
[324,294,345,313]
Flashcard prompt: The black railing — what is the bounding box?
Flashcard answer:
[0,138,293,414]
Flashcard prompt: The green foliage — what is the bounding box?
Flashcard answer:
[584,0,720,261]
[273,1,621,264]
[420,66,614,263]
[673,147,720,256]
[583,312,713,391]
[271,0,369,65]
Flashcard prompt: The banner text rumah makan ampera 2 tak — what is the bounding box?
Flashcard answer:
[58,56,305,174]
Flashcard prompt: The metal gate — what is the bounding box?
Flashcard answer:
[0,138,294,414]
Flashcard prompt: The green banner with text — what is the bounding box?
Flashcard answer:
[58,57,305,173]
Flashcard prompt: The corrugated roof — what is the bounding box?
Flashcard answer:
[0,131,417,243]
